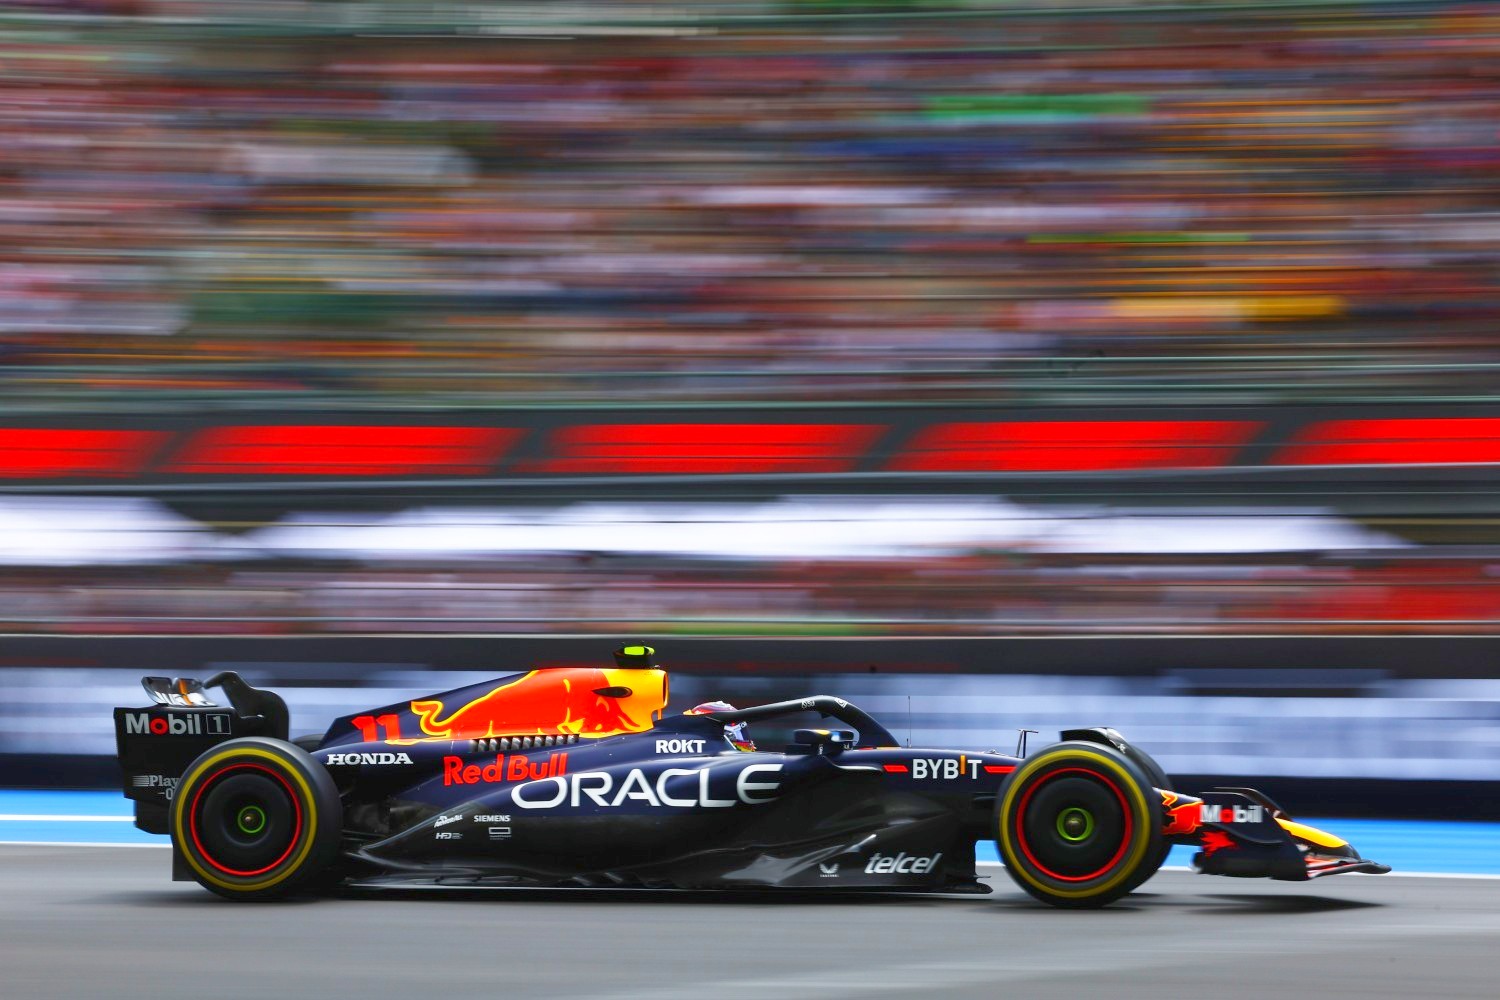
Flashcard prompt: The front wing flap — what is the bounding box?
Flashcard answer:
[1160,788,1391,881]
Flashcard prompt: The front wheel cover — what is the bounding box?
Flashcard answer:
[171,737,342,900]
[995,741,1163,908]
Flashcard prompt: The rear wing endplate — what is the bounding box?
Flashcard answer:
[114,672,289,834]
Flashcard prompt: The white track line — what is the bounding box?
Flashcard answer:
[0,840,169,848]
[0,814,134,822]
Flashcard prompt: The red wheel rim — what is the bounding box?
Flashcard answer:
[188,762,303,877]
[1014,766,1133,882]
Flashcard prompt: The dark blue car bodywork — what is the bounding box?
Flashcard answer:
[115,665,1389,904]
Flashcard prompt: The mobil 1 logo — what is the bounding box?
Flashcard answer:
[122,711,232,737]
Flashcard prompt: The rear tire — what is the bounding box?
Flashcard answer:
[171,737,342,901]
[994,740,1164,908]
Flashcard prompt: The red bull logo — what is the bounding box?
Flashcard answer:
[1200,830,1237,856]
[443,752,569,786]
[1160,790,1205,837]
[411,667,668,740]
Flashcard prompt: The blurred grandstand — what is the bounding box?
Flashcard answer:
[1,0,1498,410]
[0,0,1498,638]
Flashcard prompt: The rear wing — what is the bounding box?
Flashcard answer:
[114,672,289,834]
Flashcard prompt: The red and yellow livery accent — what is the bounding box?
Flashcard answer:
[410,667,668,740]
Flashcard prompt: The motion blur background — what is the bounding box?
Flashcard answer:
[2,0,1499,811]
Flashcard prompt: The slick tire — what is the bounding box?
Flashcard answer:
[1117,742,1174,876]
[995,740,1164,908]
[171,737,343,901]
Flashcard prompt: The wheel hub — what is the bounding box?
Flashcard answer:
[1057,806,1094,842]
[237,805,267,835]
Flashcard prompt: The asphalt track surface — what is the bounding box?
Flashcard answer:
[4,847,1498,1000]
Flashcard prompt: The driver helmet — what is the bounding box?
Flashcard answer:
[685,700,756,752]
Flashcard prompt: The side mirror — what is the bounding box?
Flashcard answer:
[791,729,855,755]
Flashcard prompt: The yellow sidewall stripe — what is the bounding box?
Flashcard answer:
[998,748,1153,900]
[172,746,319,894]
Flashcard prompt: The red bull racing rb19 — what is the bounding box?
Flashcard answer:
[113,645,1388,908]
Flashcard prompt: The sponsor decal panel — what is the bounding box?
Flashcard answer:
[472,814,511,823]
[488,826,512,841]
[324,751,414,766]
[655,738,706,754]
[887,755,1007,779]
[1201,803,1264,824]
[123,712,232,737]
[512,764,783,810]
[130,774,180,800]
[911,758,980,780]
[818,863,839,878]
[435,814,462,827]
[864,852,942,875]
[442,752,568,786]
[435,831,462,841]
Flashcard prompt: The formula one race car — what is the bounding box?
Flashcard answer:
[114,646,1389,907]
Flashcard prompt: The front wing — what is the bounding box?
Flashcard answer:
[1161,787,1390,881]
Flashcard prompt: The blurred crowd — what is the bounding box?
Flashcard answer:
[1,552,1497,636]
[2,494,1484,636]
[3,1,1500,408]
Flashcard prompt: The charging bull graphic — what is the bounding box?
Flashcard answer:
[410,668,668,740]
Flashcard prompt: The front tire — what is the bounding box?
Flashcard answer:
[171,737,342,900]
[994,740,1163,908]
[1117,740,1174,875]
